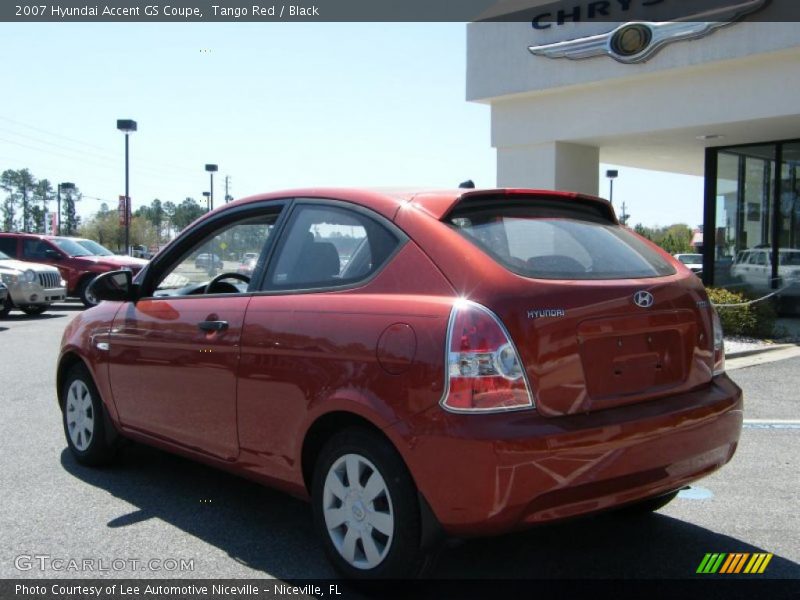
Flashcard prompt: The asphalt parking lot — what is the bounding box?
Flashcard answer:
[1,301,798,584]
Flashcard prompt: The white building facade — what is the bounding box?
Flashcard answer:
[467,0,800,300]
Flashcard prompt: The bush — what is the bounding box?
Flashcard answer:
[706,287,776,338]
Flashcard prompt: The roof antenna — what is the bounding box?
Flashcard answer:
[458,179,475,189]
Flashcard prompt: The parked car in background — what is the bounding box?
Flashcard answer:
[59,187,742,578]
[730,248,800,295]
[673,253,703,274]
[0,233,147,307]
[236,256,258,277]
[73,238,120,258]
[0,250,66,316]
[194,252,223,270]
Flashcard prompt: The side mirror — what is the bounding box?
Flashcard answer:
[88,270,136,303]
[44,249,62,260]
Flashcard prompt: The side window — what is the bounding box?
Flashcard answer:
[752,252,767,266]
[153,211,280,296]
[266,204,399,290]
[23,239,49,260]
[0,238,17,256]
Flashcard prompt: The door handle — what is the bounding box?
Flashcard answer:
[198,320,229,332]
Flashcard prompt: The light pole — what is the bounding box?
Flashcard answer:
[56,182,75,235]
[117,119,137,255]
[205,164,218,211]
[202,191,211,212]
[606,169,619,206]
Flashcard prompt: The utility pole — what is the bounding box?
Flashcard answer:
[224,175,232,203]
[620,201,630,226]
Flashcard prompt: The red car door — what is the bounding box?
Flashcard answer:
[108,295,249,459]
[106,206,284,460]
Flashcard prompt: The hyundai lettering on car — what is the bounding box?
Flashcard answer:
[57,187,742,578]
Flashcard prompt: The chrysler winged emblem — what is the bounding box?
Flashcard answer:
[633,291,655,308]
[528,0,769,64]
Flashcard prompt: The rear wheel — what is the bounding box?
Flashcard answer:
[77,276,98,307]
[311,428,425,578]
[21,305,47,316]
[62,363,117,466]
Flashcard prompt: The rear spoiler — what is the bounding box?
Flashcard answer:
[448,189,619,225]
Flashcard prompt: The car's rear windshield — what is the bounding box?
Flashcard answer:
[446,203,675,280]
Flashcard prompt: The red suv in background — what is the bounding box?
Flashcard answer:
[0,233,147,306]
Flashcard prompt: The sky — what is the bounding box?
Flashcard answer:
[0,22,704,228]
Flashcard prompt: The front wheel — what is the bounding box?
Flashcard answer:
[62,363,117,466]
[311,429,425,578]
[0,295,12,317]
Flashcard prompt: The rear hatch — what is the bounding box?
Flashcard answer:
[444,192,716,417]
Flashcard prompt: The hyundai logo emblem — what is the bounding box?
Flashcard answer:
[633,291,654,308]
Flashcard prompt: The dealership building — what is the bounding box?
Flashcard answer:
[466,0,800,301]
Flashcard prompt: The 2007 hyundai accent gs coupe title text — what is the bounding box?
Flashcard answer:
[58,188,742,578]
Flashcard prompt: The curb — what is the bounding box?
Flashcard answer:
[725,343,798,359]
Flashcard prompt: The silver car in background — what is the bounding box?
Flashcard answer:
[0,250,67,316]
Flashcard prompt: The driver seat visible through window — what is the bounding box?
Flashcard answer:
[288,233,341,284]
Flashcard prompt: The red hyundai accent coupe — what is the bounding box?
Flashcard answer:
[58,188,742,578]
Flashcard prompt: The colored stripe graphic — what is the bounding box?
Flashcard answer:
[697,553,773,574]
[743,553,773,574]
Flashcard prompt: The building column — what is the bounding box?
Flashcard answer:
[496,141,600,196]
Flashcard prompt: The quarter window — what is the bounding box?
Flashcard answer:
[0,238,16,256]
[265,204,399,290]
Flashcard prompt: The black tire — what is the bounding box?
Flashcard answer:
[311,428,426,579]
[0,295,12,318]
[21,305,47,316]
[61,363,118,466]
[77,276,98,307]
[617,490,679,515]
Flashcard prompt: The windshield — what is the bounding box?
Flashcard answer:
[678,255,702,265]
[77,239,114,256]
[51,238,93,257]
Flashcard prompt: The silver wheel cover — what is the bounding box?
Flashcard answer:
[322,453,395,570]
[65,380,94,451]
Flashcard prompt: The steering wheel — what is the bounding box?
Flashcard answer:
[205,272,250,294]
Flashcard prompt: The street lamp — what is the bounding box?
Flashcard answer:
[606,169,619,205]
[56,182,75,235]
[202,191,211,212]
[117,119,137,255]
[205,164,218,211]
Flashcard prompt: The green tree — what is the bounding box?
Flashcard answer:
[1,168,36,231]
[32,179,54,233]
[171,197,205,231]
[61,185,82,235]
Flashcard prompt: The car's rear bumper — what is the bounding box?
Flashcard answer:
[388,375,742,536]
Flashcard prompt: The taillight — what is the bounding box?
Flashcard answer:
[442,300,534,413]
[711,307,725,376]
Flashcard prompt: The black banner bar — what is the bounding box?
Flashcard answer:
[2,579,799,600]
[2,0,800,23]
